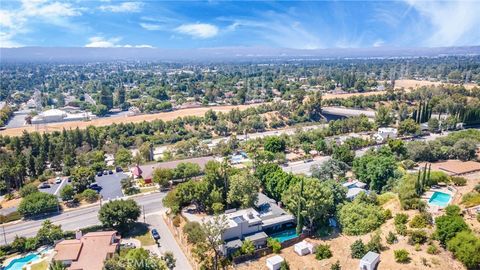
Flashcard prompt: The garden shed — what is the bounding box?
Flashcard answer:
[359,251,380,270]
[266,255,284,270]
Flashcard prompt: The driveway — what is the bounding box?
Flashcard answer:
[39,178,69,196]
[95,172,127,200]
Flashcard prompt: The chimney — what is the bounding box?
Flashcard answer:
[75,230,83,240]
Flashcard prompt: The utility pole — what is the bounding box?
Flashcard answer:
[143,205,146,223]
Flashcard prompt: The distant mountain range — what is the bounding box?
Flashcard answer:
[1,46,480,63]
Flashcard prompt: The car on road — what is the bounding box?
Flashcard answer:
[103,170,108,175]
[303,158,314,163]
[89,182,102,191]
[96,171,103,177]
[108,170,113,175]
[115,167,123,172]
[67,177,71,182]
[55,177,62,184]
[38,182,51,189]
[151,229,160,240]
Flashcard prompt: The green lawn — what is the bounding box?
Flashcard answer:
[126,223,156,246]
[134,230,156,246]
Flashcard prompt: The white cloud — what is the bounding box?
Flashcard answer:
[406,0,480,46]
[85,36,153,48]
[175,23,219,39]
[373,39,385,47]
[140,22,163,31]
[99,2,143,13]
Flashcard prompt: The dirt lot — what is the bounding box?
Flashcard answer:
[238,196,468,270]
[390,79,478,90]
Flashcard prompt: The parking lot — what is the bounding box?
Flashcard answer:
[95,172,128,200]
[39,172,127,201]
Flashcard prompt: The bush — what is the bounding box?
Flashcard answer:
[280,260,290,270]
[60,185,75,202]
[447,231,480,269]
[0,211,22,224]
[315,244,332,260]
[81,189,99,203]
[331,260,341,270]
[409,213,432,228]
[386,231,397,245]
[18,192,59,216]
[267,238,281,254]
[241,239,255,255]
[172,215,181,227]
[435,210,469,246]
[408,230,428,245]
[394,213,409,225]
[338,200,385,235]
[394,249,410,263]
[383,209,392,220]
[366,232,384,253]
[19,184,38,198]
[350,239,366,259]
[427,244,439,255]
[474,184,480,193]
[461,192,480,208]
[98,199,141,233]
[183,222,205,244]
[396,223,407,236]
[451,176,467,186]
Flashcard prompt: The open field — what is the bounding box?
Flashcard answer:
[0,91,391,137]
[392,79,478,90]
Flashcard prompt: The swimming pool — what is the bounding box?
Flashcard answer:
[269,228,299,243]
[428,191,452,208]
[3,253,39,270]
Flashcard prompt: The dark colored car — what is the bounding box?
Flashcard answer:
[97,171,103,177]
[38,183,51,189]
[151,229,160,240]
[89,183,102,191]
[108,170,113,175]
[103,170,108,175]
[115,167,123,172]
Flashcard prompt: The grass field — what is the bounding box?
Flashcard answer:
[31,260,48,270]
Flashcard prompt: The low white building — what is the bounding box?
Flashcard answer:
[31,109,96,124]
[373,127,398,142]
[359,251,380,270]
[342,180,368,200]
[266,255,284,270]
[294,240,316,256]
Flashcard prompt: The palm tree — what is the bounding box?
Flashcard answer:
[49,261,66,270]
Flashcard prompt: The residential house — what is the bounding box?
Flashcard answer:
[342,180,368,200]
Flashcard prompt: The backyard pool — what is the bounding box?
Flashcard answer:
[269,228,299,243]
[3,253,39,270]
[428,191,452,208]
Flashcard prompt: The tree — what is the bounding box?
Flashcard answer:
[282,178,345,230]
[18,192,59,216]
[447,231,480,269]
[332,144,355,165]
[174,162,201,181]
[36,220,63,245]
[115,148,132,167]
[19,183,38,197]
[267,237,281,253]
[139,142,154,162]
[81,189,99,203]
[71,166,95,192]
[311,159,349,181]
[195,215,228,270]
[398,119,420,135]
[98,199,141,233]
[49,261,67,270]
[183,221,206,244]
[337,197,385,235]
[304,91,323,121]
[241,239,255,255]
[375,105,394,127]
[315,244,332,260]
[350,239,367,259]
[99,85,114,110]
[227,172,260,208]
[60,185,75,202]
[453,139,477,161]
[352,148,396,193]
[162,251,176,270]
[123,248,168,270]
[264,136,286,153]
[435,207,469,246]
[152,168,174,189]
[428,118,439,132]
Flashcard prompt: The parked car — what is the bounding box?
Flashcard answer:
[115,167,123,172]
[38,183,51,189]
[108,170,113,175]
[89,182,102,190]
[67,177,72,183]
[303,158,313,163]
[96,171,103,177]
[103,170,108,175]
[151,229,160,240]
[55,177,62,184]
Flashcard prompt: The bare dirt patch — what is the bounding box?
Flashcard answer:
[391,79,478,90]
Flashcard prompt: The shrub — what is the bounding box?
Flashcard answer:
[435,210,469,246]
[18,192,59,216]
[366,232,384,253]
[408,230,428,245]
[377,192,396,205]
[451,176,467,186]
[396,223,407,236]
[81,189,98,203]
[172,215,181,227]
[315,244,332,260]
[427,244,439,255]
[447,231,480,269]
[415,243,421,251]
[383,209,392,220]
[267,238,281,254]
[474,184,480,193]
[394,249,410,263]
[338,200,385,235]
[461,192,480,208]
[280,260,290,270]
[386,231,397,245]
[409,213,432,228]
[350,239,366,259]
[19,184,38,198]
[394,213,409,225]
[183,222,205,244]
[241,239,255,255]
[331,260,341,270]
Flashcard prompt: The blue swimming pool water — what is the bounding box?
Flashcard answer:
[4,253,39,270]
[429,192,451,208]
[269,228,299,243]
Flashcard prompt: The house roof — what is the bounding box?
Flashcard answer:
[244,231,268,242]
[420,160,480,175]
[266,255,284,265]
[346,187,367,199]
[54,231,119,270]
[361,251,380,263]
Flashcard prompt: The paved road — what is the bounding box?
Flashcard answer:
[95,172,127,200]
[1,192,166,244]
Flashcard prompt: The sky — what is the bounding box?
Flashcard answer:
[1,0,479,49]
